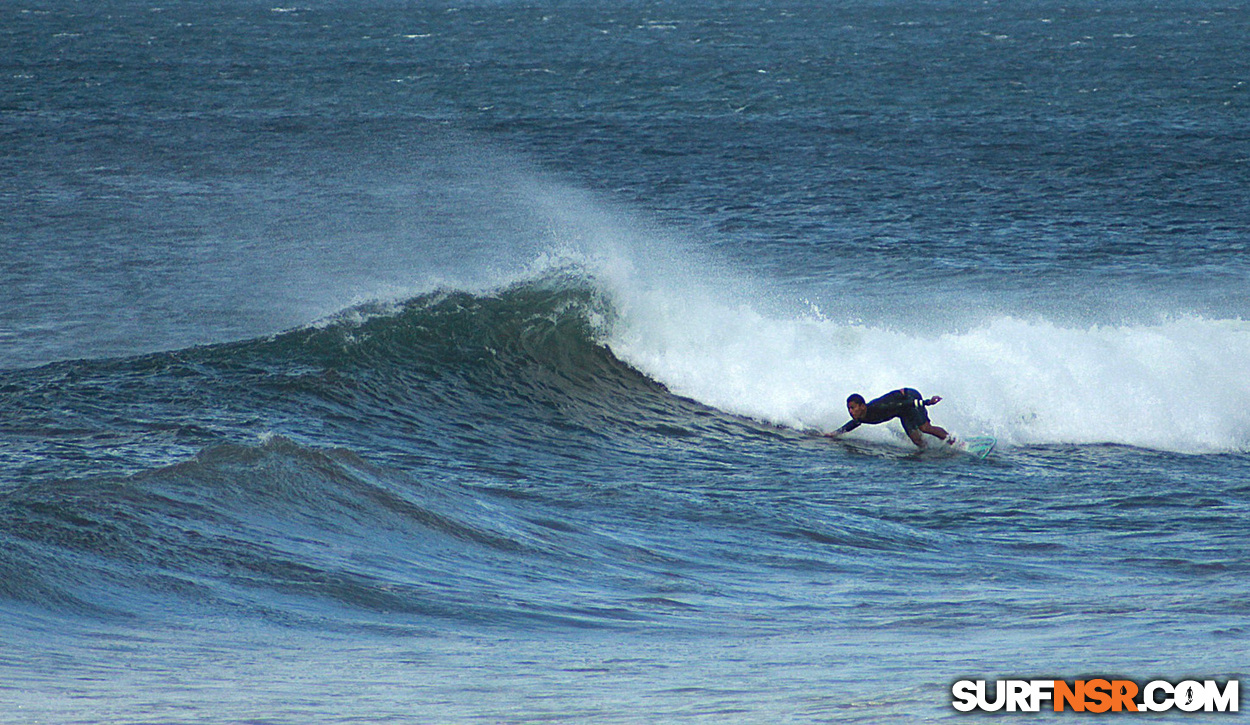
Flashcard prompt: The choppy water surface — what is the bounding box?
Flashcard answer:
[2,1,1247,722]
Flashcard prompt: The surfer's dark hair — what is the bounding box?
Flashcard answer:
[847,394,866,406]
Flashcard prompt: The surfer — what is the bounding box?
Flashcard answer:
[827,388,953,449]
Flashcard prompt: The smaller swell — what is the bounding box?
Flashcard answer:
[0,429,969,633]
[0,437,527,627]
[0,435,722,631]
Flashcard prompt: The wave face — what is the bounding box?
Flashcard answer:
[0,275,781,628]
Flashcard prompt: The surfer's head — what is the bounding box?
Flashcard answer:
[846,394,867,420]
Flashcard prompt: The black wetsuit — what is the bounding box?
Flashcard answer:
[837,388,930,435]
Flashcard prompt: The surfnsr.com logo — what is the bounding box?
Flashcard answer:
[951,679,1240,713]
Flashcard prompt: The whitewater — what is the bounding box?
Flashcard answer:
[598,254,1250,454]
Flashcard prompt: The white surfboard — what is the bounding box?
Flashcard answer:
[949,435,996,459]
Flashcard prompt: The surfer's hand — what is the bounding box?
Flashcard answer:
[925,396,942,406]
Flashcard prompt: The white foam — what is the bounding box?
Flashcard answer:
[483,176,1250,455]
[604,282,1250,454]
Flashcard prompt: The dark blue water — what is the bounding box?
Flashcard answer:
[3,1,1248,721]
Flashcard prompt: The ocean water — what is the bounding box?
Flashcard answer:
[2,1,1248,722]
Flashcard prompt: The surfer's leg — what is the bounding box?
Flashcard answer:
[901,398,941,447]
